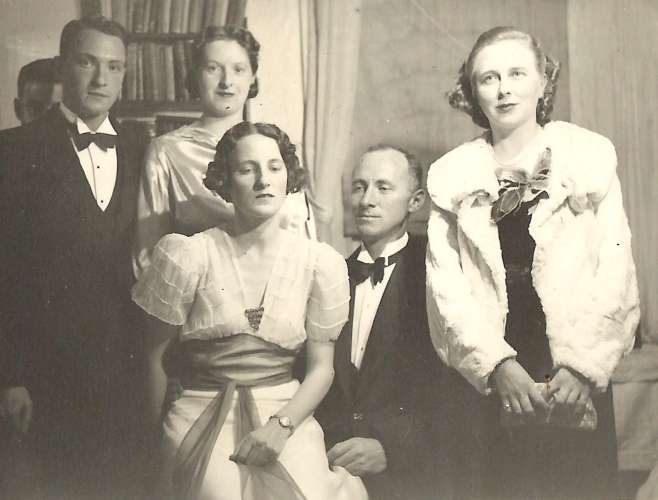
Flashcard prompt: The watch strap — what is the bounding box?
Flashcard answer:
[269,414,295,435]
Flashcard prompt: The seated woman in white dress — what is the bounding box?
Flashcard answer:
[132,122,368,500]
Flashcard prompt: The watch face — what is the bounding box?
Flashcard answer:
[279,416,292,427]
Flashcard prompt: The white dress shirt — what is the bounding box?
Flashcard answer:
[351,232,409,369]
[60,103,117,212]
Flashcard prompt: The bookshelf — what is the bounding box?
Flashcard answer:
[80,0,248,140]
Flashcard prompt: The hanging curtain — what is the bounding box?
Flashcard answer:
[300,0,362,252]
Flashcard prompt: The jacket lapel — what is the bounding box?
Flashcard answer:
[110,116,140,241]
[356,247,407,394]
[334,250,359,400]
[456,189,508,304]
[37,109,90,217]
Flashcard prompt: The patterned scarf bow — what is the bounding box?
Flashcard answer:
[491,147,552,223]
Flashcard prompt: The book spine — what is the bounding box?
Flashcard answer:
[101,0,113,18]
[145,0,160,33]
[159,0,172,34]
[136,44,144,100]
[212,0,229,27]
[142,42,150,101]
[180,0,191,33]
[111,0,128,28]
[173,41,187,101]
[170,0,183,33]
[125,44,138,100]
[231,0,247,28]
[183,40,194,100]
[132,0,145,33]
[125,0,135,31]
[187,0,203,33]
[164,45,176,101]
[133,0,151,33]
[202,0,215,30]
[155,44,164,101]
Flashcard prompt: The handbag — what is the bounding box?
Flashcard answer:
[500,383,597,431]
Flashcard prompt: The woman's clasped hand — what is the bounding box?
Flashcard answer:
[494,359,592,424]
[494,358,549,423]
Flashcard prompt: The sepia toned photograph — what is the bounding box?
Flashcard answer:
[0,1,656,499]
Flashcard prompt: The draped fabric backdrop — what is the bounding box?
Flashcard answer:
[567,0,658,347]
[567,0,658,471]
[300,0,363,255]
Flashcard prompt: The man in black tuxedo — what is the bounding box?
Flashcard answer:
[314,145,446,499]
[0,17,146,500]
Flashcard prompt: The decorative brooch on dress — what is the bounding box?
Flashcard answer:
[245,306,265,331]
[491,147,552,223]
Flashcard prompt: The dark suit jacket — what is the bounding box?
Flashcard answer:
[0,107,147,493]
[314,235,445,500]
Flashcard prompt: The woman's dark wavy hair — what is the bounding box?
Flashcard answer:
[204,122,308,202]
[447,26,561,129]
[186,25,260,99]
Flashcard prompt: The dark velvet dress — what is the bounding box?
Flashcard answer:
[442,201,621,500]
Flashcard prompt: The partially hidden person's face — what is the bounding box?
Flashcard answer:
[229,134,288,221]
[59,29,126,124]
[350,149,423,246]
[15,81,63,125]
[472,39,546,133]
[198,40,255,119]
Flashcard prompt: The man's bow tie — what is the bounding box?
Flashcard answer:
[353,251,402,285]
[68,128,116,152]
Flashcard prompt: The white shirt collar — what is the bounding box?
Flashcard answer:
[59,102,116,136]
[357,232,409,264]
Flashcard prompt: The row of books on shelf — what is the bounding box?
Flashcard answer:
[92,0,247,34]
[124,41,193,101]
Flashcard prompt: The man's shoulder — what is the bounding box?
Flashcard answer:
[0,119,47,169]
[402,235,427,269]
[405,234,427,255]
[0,119,38,145]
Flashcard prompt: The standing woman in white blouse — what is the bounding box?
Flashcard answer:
[132,122,367,500]
[134,26,310,279]
[426,26,640,500]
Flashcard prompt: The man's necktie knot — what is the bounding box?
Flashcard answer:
[68,128,116,152]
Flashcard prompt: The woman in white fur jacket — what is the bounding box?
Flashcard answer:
[427,27,640,500]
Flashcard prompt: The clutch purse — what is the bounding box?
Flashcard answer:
[500,383,597,431]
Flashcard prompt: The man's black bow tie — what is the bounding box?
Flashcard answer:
[68,128,116,152]
[353,251,402,286]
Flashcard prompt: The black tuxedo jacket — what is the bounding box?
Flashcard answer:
[314,235,444,500]
[0,106,144,427]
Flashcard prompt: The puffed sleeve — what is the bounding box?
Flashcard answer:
[133,139,175,279]
[306,242,350,342]
[131,233,203,325]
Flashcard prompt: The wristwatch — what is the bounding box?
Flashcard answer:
[269,414,295,435]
